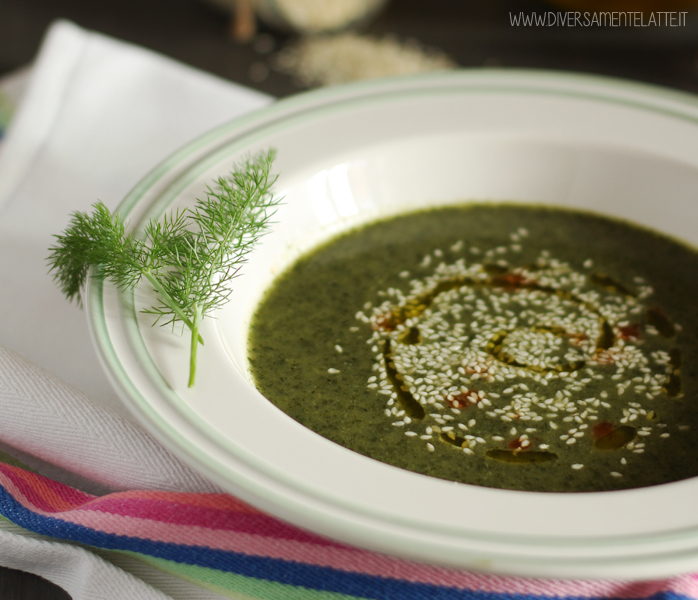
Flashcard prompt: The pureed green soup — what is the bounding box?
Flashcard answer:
[248,204,697,492]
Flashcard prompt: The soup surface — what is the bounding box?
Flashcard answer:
[248,204,697,492]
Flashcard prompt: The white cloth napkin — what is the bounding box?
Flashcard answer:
[0,19,273,600]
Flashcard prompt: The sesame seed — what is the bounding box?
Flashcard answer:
[361,230,673,473]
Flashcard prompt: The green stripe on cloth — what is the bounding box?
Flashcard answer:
[0,88,14,132]
[128,552,361,600]
[0,450,37,473]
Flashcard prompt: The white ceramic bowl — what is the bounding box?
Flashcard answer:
[87,69,698,580]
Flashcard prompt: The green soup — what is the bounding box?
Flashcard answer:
[248,204,697,492]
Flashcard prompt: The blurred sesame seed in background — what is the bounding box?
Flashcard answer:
[3,0,698,100]
[273,33,456,88]
[249,0,390,36]
[200,0,391,43]
[201,0,457,87]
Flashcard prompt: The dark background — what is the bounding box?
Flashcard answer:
[3,0,698,96]
[1,0,698,597]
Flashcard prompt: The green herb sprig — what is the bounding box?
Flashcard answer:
[48,149,280,387]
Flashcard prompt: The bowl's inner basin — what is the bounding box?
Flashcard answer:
[210,134,698,499]
[118,81,698,564]
[247,202,697,492]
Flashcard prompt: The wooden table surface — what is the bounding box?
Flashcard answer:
[0,0,697,597]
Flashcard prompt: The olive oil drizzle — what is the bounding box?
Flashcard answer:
[486,449,558,464]
[594,425,637,450]
[382,340,426,420]
[589,273,637,297]
[664,347,683,398]
[440,431,471,448]
[647,306,677,338]
[382,266,630,376]
[375,262,682,464]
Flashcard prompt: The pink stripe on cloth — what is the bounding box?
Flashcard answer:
[61,509,334,551]
[50,506,698,599]
[429,573,698,599]
[0,471,81,518]
[78,497,344,545]
[103,489,262,513]
[42,509,652,596]
[665,576,698,598]
[0,465,91,512]
[4,461,698,600]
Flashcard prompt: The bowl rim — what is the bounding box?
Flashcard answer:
[86,68,698,579]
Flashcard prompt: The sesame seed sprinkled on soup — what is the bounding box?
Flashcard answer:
[248,204,697,492]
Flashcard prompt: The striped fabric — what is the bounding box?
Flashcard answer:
[1,462,698,600]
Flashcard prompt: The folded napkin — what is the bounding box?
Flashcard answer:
[2,18,698,600]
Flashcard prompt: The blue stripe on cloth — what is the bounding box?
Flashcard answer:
[0,485,693,600]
